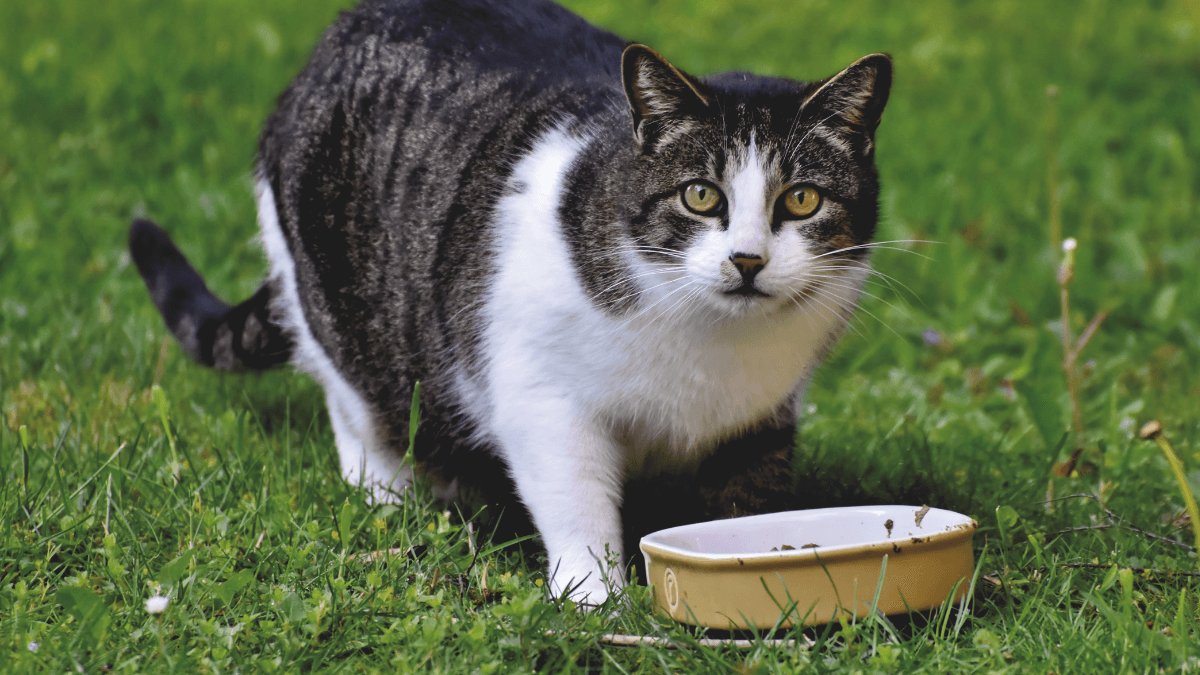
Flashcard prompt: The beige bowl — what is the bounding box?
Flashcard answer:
[639,505,978,629]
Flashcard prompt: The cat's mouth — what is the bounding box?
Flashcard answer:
[723,283,770,298]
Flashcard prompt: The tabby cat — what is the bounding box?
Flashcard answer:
[130,0,891,605]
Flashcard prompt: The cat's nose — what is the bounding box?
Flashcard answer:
[730,253,766,281]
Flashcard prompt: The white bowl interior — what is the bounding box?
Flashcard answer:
[642,506,974,559]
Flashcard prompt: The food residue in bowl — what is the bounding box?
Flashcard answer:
[768,543,820,551]
[914,505,931,527]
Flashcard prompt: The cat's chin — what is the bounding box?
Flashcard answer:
[703,289,790,319]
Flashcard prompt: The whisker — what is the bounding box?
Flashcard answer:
[658,283,705,322]
[785,103,855,158]
[792,287,864,339]
[788,274,907,317]
[614,275,695,323]
[612,245,689,261]
[598,272,686,312]
[782,265,911,310]
[591,269,690,310]
[809,240,939,262]
[612,281,706,341]
[781,104,807,162]
[808,284,904,341]
[446,298,483,325]
[806,264,923,304]
[593,266,688,296]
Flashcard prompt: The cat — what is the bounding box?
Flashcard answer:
[130,0,891,606]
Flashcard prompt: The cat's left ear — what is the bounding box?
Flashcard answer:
[622,44,712,150]
[801,53,893,157]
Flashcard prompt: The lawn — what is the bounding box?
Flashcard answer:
[2,0,1199,672]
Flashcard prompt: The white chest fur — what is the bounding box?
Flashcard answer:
[473,126,863,602]
[479,128,860,477]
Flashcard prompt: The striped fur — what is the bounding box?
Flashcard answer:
[130,0,892,606]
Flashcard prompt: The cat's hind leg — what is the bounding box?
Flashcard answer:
[323,385,415,503]
[255,177,418,502]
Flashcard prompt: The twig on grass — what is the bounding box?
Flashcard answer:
[985,563,1200,587]
[1049,523,1195,552]
[1059,563,1200,579]
[598,633,811,648]
[1044,492,1195,552]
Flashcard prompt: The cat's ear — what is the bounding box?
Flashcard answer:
[621,44,712,149]
[800,53,893,157]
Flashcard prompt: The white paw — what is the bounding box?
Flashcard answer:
[549,548,625,610]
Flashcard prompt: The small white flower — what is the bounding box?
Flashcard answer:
[145,595,170,614]
[27,642,39,653]
[1062,237,1077,252]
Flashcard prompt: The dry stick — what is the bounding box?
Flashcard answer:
[599,633,810,649]
[991,563,1200,580]
[1050,523,1195,552]
[997,492,1200,581]
[1060,563,1200,579]
[1045,492,1195,552]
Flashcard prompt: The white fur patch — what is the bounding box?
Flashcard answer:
[478,128,624,603]
[477,129,866,604]
[724,138,771,257]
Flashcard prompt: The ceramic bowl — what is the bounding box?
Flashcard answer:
[638,505,978,629]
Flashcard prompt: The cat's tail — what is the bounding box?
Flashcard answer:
[129,219,293,370]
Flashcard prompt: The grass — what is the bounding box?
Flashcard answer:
[2,0,1199,671]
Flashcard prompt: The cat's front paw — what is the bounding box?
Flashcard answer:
[548,546,625,611]
[554,572,614,609]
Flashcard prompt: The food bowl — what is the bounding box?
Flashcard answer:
[638,505,978,629]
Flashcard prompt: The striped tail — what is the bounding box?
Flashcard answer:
[129,219,293,370]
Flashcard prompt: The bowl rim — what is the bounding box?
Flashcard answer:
[639,505,978,571]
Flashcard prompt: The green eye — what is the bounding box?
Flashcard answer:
[782,185,821,218]
[682,182,723,214]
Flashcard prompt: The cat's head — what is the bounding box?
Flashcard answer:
[618,45,891,321]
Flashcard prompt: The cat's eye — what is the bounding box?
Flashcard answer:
[681,182,723,214]
[781,185,822,219]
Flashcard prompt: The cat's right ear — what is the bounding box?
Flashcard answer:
[799,53,893,157]
[621,44,711,150]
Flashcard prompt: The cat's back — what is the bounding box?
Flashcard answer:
[260,0,627,192]
[338,0,625,82]
[279,0,626,107]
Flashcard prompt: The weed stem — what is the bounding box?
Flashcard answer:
[1140,422,1200,558]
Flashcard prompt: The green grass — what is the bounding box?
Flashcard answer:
[3,0,1199,671]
